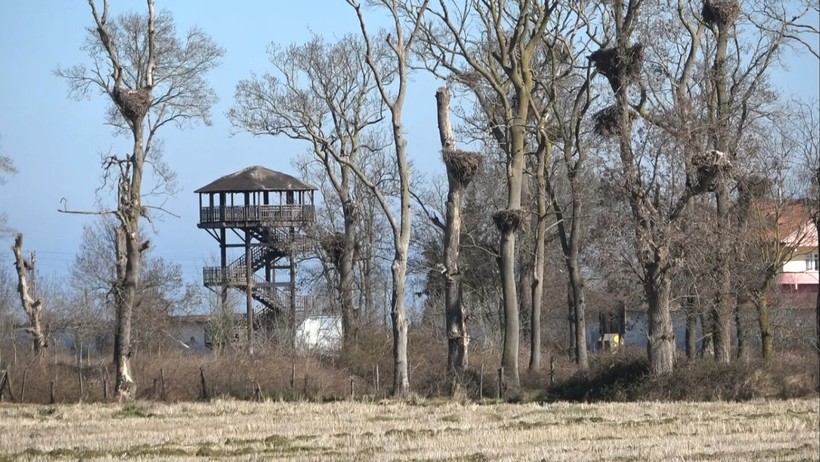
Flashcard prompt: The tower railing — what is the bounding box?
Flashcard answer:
[199,204,315,225]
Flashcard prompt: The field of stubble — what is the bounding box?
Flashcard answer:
[0,398,817,461]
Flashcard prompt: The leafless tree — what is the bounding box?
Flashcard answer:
[346,0,429,397]
[69,218,199,356]
[229,34,389,352]
[414,0,556,397]
[11,234,47,355]
[435,86,482,396]
[56,0,223,399]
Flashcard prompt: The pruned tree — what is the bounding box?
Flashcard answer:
[415,0,556,397]
[435,86,482,396]
[229,33,388,352]
[56,0,223,399]
[11,234,47,355]
[593,0,697,376]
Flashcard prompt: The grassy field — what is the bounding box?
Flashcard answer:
[0,398,817,461]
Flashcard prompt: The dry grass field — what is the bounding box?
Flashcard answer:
[0,398,817,461]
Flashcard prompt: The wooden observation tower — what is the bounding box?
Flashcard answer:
[196,166,315,350]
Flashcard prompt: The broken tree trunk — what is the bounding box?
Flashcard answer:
[437,86,481,397]
[12,234,47,355]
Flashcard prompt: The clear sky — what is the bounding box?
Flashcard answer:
[0,1,817,284]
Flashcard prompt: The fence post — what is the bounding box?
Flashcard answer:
[160,368,166,401]
[497,367,503,400]
[290,363,296,399]
[103,370,109,401]
[20,368,27,403]
[77,367,84,402]
[303,375,308,400]
[50,380,56,404]
[479,364,484,401]
[549,356,555,386]
[350,376,355,400]
[0,370,7,402]
[374,364,380,397]
[199,367,209,401]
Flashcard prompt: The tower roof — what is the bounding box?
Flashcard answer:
[195,166,315,193]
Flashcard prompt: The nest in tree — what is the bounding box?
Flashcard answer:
[702,0,740,28]
[443,149,482,186]
[113,86,151,121]
[593,105,636,138]
[492,209,526,234]
[588,44,644,92]
[688,149,732,193]
[320,232,345,266]
[737,174,771,204]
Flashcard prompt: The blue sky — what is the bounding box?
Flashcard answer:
[0,1,817,284]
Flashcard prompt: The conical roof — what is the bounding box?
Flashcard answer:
[195,166,315,193]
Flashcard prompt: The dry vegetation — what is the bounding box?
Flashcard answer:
[0,398,817,461]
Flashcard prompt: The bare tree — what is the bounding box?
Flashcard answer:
[415,0,555,397]
[435,86,482,396]
[229,34,388,352]
[56,0,223,399]
[693,0,816,363]
[346,0,429,397]
[11,234,47,355]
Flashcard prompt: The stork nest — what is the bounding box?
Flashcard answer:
[593,105,636,138]
[702,0,740,28]
[492,209,526,234]
[320,232,346,266]
[588,44,644,92]
[113,86,151,122]
[687,149,732,193]
[737,174,771,203]
[443,149,482,186]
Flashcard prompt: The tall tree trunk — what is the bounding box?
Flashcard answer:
[757,288,773,359]
[340,202,358,349]
[529,148,546,371]
[390,252,410,396]
[735,298,749,362]
[685,295,698,359]
[710,6,734,365]
[712,182,734,363]
[495,121,527,399]
[569,260,588,370]
[437,87,479,397]
[646,273,676,376]
[497,227,520,396]
[567,282,576,360]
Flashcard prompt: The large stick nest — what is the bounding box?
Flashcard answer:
[737,174,771,204]
[320,232,345,266]
[702,0,740,28]
[113,86,151,122]
[588,44,644,92]
[492,209,526,234]
[593,105,636,138]
[687,149,732,193]
[443,149,482,186]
